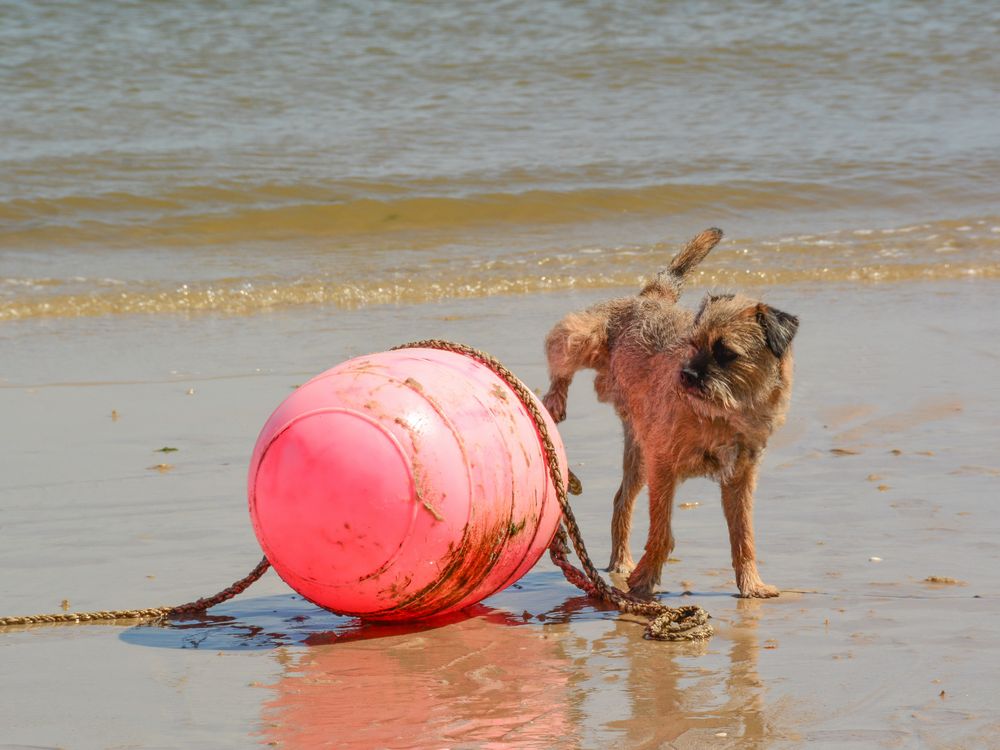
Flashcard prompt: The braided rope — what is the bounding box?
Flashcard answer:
[0,557,271,628]
[0,608,177,627]
[393,340,712,641]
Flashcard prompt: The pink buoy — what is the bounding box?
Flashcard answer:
[248,346,567,621]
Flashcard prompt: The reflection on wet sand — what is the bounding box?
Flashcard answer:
[260,596,788,749]
[571,597,779,749]
[259,606,575,749]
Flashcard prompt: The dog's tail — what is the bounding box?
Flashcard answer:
[641,227,723,299]
[669,227,724,279]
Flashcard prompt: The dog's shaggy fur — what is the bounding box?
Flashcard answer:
[542,228,798,598]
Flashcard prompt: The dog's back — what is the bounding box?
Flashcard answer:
[542,228,723,422]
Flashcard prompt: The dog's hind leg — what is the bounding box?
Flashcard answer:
[542,376,572,423]
[607,422,644,575]
[542,307,610,422]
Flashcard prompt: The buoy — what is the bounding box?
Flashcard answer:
[248,346,568,621]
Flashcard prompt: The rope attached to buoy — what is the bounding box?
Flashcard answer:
[0,557,271,627]
[393,340,713,641]
[1,341,710,640]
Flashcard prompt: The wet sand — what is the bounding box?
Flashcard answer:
[2,280,999,749]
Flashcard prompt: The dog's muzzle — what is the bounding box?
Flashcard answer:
[680,366,704,391]
[680,351,710,393]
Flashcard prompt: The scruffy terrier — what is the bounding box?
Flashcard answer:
[542,228,798,599]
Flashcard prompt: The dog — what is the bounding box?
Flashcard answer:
[541,228,798,598]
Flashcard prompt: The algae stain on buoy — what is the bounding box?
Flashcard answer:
[248,347,567,621]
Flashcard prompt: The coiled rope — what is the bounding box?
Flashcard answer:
[1,341,710,641]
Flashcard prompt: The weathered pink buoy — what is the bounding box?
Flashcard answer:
[248,347,567,621]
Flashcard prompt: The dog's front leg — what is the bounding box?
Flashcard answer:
[721,463,779,598]
[626,460,676,598]
[607,423,644,575]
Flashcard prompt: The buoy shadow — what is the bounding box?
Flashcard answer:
[119,569,728,652]
[119,594,528,651]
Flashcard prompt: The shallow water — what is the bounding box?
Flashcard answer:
[3,0,1000,318]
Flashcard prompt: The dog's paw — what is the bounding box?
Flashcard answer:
[626,568,658,599]
[606,558,635,577]
[739,582,780,599]
[541,392,567,423]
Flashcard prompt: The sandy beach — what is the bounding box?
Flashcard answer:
[4,1,1000,746]
[3,278,999,748]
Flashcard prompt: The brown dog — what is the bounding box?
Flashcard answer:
[542,228,798,598]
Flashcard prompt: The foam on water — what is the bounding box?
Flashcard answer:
[3,218,999,320]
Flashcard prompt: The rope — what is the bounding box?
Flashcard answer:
[393,340,712,641]
[0,557,271,628]
[3,341,711,640]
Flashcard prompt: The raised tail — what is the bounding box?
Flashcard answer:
[668,227,724,279]
[641,227,724,299]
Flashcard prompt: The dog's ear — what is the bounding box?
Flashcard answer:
[755,304,799,358]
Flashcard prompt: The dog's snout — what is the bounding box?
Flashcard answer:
[680,366,701,388]
[680,350,710,389]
